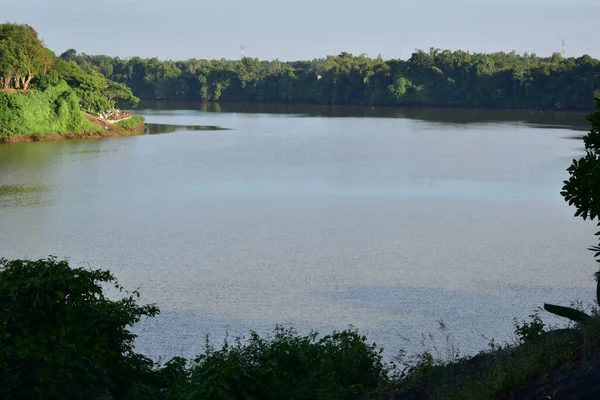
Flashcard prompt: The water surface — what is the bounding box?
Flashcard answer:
[0,103,596,360]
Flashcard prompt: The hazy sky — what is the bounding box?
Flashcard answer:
[4,0,599,61]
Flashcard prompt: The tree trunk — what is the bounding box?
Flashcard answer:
[3,76,11,90]
[14,76,21,90]
[23,73,34,91]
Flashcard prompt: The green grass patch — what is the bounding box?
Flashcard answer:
[116,114,144,130]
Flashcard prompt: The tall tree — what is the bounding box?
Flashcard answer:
[0,23,48,90]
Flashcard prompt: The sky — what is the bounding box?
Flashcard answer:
[3,0,600,61]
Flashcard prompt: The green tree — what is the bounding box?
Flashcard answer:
[105,80,140,108]
[0,23,48,90]
[69,47,600,109]
[0,257,159,400]
[544,94,600,323]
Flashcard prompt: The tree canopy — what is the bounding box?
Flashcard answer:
[0,23,50,90]
[67,48,600,109]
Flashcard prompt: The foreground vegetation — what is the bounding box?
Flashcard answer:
[66,49,600,109]
[2,256,600,400]
[0,258,391,400]
[0,23,142,140]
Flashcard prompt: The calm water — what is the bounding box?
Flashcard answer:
[0,102,596,361]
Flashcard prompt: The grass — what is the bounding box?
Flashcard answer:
[116,114,145,131]
[386,312,600,400]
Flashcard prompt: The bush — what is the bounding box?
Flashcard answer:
[0,90,26,136]
[0,82,100,137]
[0,258,392,400]
[0,257,159,400]
[184,327,390,400]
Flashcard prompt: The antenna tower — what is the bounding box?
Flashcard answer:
[240,45,245,59]
[561,39,566,56]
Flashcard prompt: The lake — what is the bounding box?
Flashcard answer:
[0,102,596,361]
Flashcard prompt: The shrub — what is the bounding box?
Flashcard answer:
[0,90,25,136]
[184,327,390,400]
[0,257,159,400]
[0,82,100,137]
[514,311,546,344]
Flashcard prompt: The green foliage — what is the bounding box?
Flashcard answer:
[545,96,600,323]
[116,114,145,130]
[514,311,546,344]
[543,303,593,324]
[0,89,25,135]
[42,59,140,115]
[183,327,389,400]
[0,81,100,137]
[392,319,600,400]
[0,257,159,400]
[66,49,600,109]
[0,23,140,135]
[0,257,391,399]
[0,23,50,90]
[106,80,140,108]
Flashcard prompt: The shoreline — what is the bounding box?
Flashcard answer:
[0,114,145,144]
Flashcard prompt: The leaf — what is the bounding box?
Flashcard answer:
[543,303,592,324]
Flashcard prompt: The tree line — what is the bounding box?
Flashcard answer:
[63,49,600,109]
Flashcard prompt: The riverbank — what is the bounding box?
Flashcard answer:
[0,113,145,144]
[382,317,600,399]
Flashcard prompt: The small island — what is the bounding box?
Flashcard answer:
[0,23,143,143]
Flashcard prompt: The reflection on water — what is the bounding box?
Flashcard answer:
[66,149,118,155]
[145,123,229,135]
[0,184,49,207]
[0,184,48,196]
[137,101,591,131]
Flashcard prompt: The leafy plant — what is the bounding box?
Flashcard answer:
[0,82,100,137]
[0,257,159,400]
[184,326,390,400]
[544,94,600,323]
[514,311,546,343]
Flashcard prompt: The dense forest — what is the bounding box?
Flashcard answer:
[0,23,140,138]
[63,49,600,110]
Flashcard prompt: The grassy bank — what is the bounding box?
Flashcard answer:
[0,84,145,143]
[114,114,146,135]
[384,311,600,399]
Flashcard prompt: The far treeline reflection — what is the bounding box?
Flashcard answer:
[63,49,600,110]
